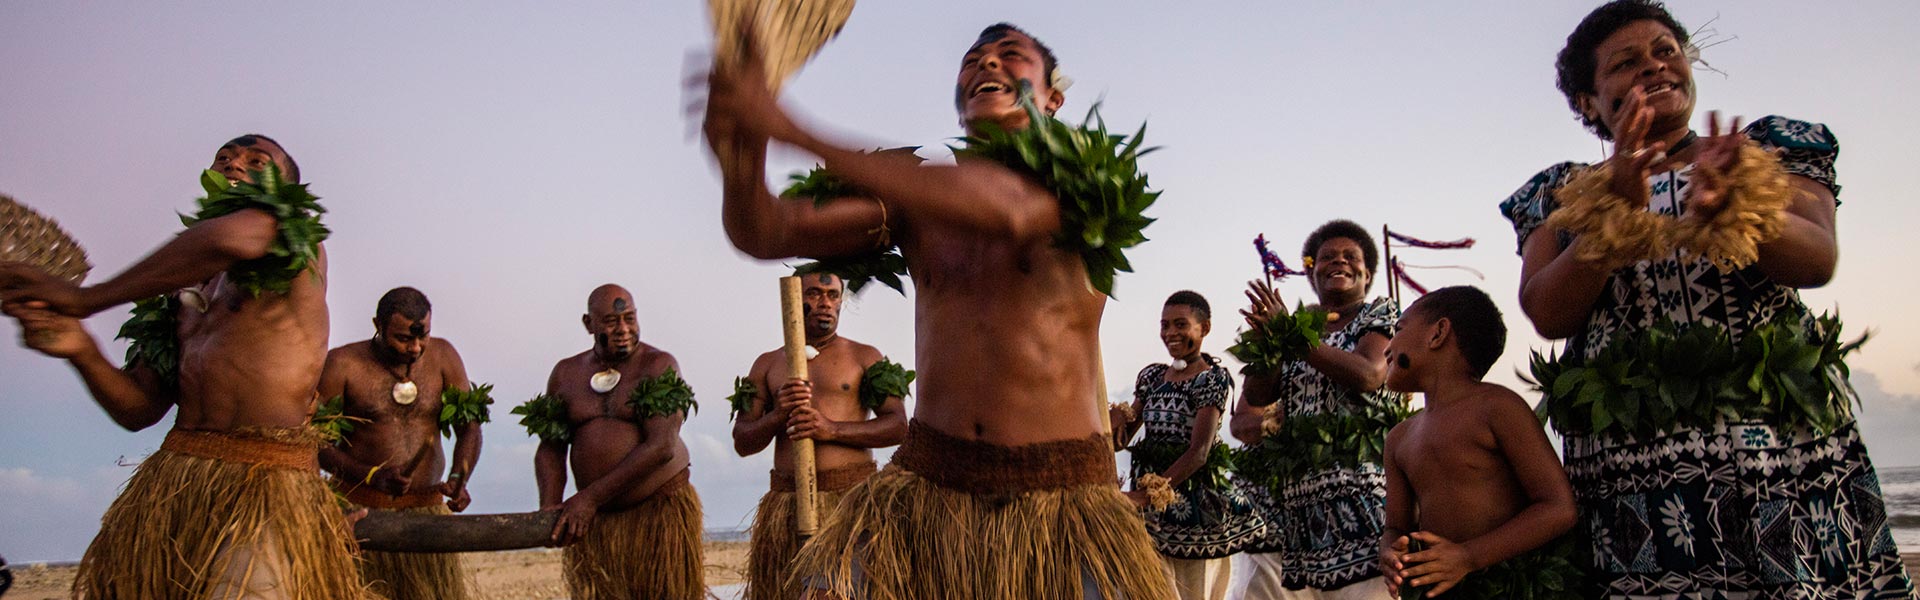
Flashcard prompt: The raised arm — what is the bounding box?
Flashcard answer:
[3,304,175,431]
[0,210,281,318]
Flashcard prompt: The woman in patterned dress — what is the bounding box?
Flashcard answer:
[1501,1,1913,597]
[1231,220,1407,599]
[1114,291,1267,600]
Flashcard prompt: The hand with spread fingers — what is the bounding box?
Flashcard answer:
[1240,279,1289,333]
[1684,110,1747,220]
[1603,85,1675,207]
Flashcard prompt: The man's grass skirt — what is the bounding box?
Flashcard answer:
[782,420,1176,600]
[340,485,474,600]
[74,428,369,599]
[562,469,706,600]
[745,461,876,600]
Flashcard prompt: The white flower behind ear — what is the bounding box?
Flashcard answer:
[1050,64,1073,93]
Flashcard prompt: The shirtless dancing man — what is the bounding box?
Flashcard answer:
[318,286,483,600]
[0,135,366,598]
[703,22,1174,600]
[731,272,909,600]
[535,284,705,600]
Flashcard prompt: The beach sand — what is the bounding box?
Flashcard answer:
[3,540,749,600]
[4,548,1914,598]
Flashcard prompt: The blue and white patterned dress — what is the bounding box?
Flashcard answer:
[1235,297,1407,590]
[1501,116,1914,599]
[1130,356,1268,559]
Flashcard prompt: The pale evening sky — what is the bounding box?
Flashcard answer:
[3,2,1918,562]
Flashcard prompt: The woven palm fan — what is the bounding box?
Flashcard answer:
[709,0,856,94]
[0,194,92,289]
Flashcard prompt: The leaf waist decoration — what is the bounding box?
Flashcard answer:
[1525,312,1865,439]
[1129,439,1236,491]
[1231,401,1410,490]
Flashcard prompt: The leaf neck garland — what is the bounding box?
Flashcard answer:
[858,357,915,411]
[954,83,1159,298]
[117,295,182,389]
[511,393,571,443]
[182,165,329,297]
[311,394,360,444]
[782,147,922,296]
[438,382,495,438]
[726,376,758,421]
[1526,312,1865,440]
[1231,400,1411,490]
[1129,439,1236,491]
[628,367,699,419]
[1225,305,1328,375]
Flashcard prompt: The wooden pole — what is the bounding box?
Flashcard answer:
[355,510,558,553]
[779,276,821,539]
[1382,224,1399,305]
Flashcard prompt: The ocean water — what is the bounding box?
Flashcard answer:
[1881,465,1920,549]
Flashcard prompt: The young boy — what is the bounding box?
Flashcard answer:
[1378,286,1579,598]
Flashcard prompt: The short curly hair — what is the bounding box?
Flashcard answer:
[1554,0,1691,141]
[1302,219,1379,292]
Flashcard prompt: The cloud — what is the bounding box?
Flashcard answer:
[0,467,125,562]
[1853,370,1920,469]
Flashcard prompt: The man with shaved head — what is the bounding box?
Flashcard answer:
[531,284,705,599]
[0,135,367,598]
[317,286,483,599]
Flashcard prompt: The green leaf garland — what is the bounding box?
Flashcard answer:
[727,376,758,420]
[858,357,915,411]
[780,148,922,296]
[1526,312,1866,439]
[1225,305,1328,375]
[954,82,1159,298]
[438,382,495,438]
[311,394,360,444]
[628,367,699,419]
[1231,400,1411,491]
[511,393,571,443]
[117,295,182,389]
[181,165,328,297]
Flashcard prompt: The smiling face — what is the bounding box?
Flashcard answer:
[1159,303,1210,362]
[1309,237,1371,306]
[1580,20,1695,140]
[956,28,1063,134]
[584,286,639,361]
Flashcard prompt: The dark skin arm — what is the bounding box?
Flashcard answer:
[1399,393,1578,596]
[550,412,683,545]
[0,210,279,317]
[702,45,1061,260]
[1380,422,1416,597]
[534,368,570,510]
[784,379,910,447]
[439,341,480,512]
[2,305,176,431]
[1686,112,1839,287]
[1228,390,1266,446]
[1159,406,1222,488]
[732,353,788,456]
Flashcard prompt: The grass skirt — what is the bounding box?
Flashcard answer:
[347,503,474,600]
[782,420,1175,600]
[745,461,875,600]
[73,428,368,599]
[562,470,706,600]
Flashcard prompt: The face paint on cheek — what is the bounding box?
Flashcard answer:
[594,332,611,348]
[1396,354,1411,369]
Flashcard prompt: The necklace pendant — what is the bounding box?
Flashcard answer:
[804,345,820,360]
[1171,358,1189,371]
[590,369,621,394]
[391,381,418,405]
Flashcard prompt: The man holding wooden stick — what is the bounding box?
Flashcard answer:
[531,283,705,600]
[701,22,1174,600]
[0,135,369,599]
[730,272,910,600]
[316,286,485,600]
